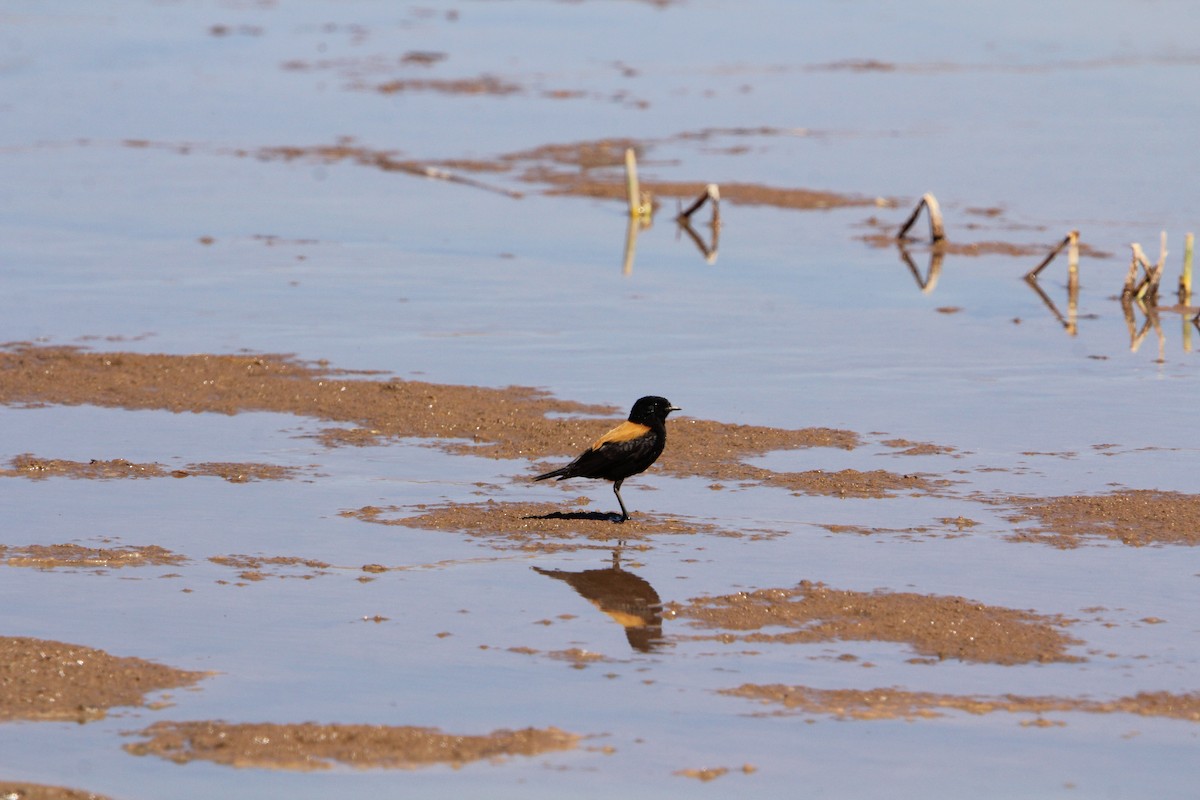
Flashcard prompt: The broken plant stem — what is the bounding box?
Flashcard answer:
[1131,238,1166,304]
[623,148,651,222]
[624,148,639,218]
[1026,230,1078,280]
[678,183,720,224]
[1180,232,1194,306]
[1122,252,1140,298]
[896,192,945,243]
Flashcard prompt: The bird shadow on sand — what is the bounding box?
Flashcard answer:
[522,510,625,524]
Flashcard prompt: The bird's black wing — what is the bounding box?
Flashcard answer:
[535,420,656,481]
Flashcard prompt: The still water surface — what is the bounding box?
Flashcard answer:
[2,2,1200,797]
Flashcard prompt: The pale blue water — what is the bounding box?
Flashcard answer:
[2,2,1200,798]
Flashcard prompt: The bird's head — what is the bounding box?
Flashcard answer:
[628,396,680,425]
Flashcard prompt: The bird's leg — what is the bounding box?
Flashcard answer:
[613,479,629,522]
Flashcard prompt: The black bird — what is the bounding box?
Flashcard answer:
[534,396,680,521]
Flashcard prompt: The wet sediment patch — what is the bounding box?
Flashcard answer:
[230,138,885,211]
[0,346,912,498]
[124,720,580,770]
[722,684,1200,723]
[115,135,1112,260]
[0,783,116,800]
[818,515,980,540]
[342,500,769,552]
[667,581,1081,665]
[2,544,185,571]
[208,554,332,582]
[0,637,207,722]
[1004,490,1200,547]
[1,454,302,483]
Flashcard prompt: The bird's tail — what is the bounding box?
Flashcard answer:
[533,466,569,482]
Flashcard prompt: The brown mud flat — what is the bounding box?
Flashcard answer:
[739,466,943,498]
[124,720,580,770]
[0,345,926,498]
[0,637,207,722]
[819,515,980,540]
[860,230,1108,258]
[504,646,613,668]
[342,500,770,552]
[544,648,612,668]
[374,75,522,96]
[1004,489,1200,547]
[2,455,165,480]
[123,135,1117,258]
[0,784,115,800]
[672,763,757,781]
[1,454,302,483]
[112,134,1132,259]
[209,554,332,582]
[259,137,884,210]
[667,581,1081,665]
[170,462,302,483]
[280,51,449,76]
[722,684,1200,723]
[538,173,881,212]
[145,137,887,213]
[4,344,1182,549]
[2,543,185,571]
[880,438,959,457]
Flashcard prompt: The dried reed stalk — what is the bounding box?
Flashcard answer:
[623,148,651,221]
[1026,230,1078,280]
[897,193,944,243]
[624,148,639,218]
[678,184,720,225]
[1180,232,1194,306]
[1130,234,1167,303]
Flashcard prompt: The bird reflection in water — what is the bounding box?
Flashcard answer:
[533,549,667,652]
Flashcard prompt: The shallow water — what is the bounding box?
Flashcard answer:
[3,2,1200,798]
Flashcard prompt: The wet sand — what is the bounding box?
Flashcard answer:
[667,580,1082,665]
[125,721,580,771]
[2,454,301,483]
[722,684,1200,723]
[0,784,115,800]
[1004,490,1200,547]
[0,345,926,497]
[0,637,206,723]
[6,344,1198,550]
[1,544,186,571]
[9,344,1198,787]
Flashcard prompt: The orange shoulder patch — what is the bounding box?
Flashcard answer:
[591,420,651,449]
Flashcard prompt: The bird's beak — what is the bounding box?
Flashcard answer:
[668,405,681,413]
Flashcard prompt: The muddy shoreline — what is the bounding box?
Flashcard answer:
[3,343,1195,548]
